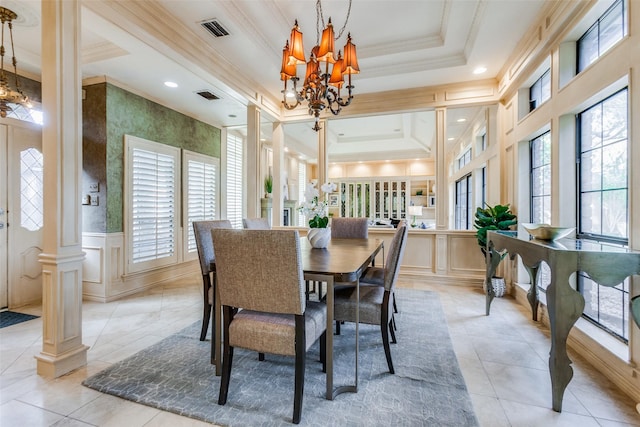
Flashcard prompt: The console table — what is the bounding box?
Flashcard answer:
[485,230,640,412]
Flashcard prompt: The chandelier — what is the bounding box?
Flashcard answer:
[280,0,360,131]
[0,7,31,118]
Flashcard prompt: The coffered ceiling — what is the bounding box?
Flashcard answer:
[2,0,548,162]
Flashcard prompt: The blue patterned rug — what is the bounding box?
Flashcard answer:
[83,289,478,426]
[0,311,39,328]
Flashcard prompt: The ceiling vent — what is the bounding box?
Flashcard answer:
[196,90,220,101]
[201,19,229,38]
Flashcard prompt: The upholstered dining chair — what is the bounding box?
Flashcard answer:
[360,220,408,315]
[330,217,369,328]
[212,229,327,425]
[333,223,408,374]
[242,217,271,229]
[193,220,232,350]
[330,217,369,239]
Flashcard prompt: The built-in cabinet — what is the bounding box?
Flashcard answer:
[335,176,435,221]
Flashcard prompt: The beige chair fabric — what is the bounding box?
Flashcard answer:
[242,217,271,230]
[330,217,369,238]
[212,229,327,424]
[333,223,408,374]
[192,220,232,344]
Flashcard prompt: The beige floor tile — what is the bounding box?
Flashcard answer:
[69,393,161,426]
[144,410,221,426]
[0,399,65,426]
[469,393,510,427]
[500,399,602,427]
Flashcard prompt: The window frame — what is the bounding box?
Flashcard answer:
[454,173,472,230]
[124,135,181,274]
[576,0,626,73]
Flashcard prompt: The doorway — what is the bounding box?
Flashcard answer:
[0,121,43,309]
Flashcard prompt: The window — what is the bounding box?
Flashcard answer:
[480,167,486,208]
[577,88,629,341]
[6,103,43,125]
[20,148,44,231]
[578,89,628,243]
[457,149,471,170]
[298,161,307,226]
[183,151,219,260]
[530,132,551,225]
[577,0,626,72]
[454,174,472,230]
[529,69,551,111]
[226,133,244,229]
[125,135,180,272]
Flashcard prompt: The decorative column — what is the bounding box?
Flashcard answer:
[434,107,447,230]
[272,122,285,226]
[434,107,448,276]
[246,105,261,218]
[36,0,88,378]
[317,120,328,187]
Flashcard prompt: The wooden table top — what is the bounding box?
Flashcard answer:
[299,237,383,282]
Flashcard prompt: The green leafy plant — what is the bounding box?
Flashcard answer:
[474,203,517,257]
[264,175,273,194]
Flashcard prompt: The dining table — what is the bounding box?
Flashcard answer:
[211,235,384,401]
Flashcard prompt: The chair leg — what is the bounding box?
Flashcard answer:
[391,313,397,332]
[319,331,326,373]
[200,274,213,341]
[258,353,265,361]
[392,291,398,314]
[218,306,235,405]
[293,315,306,424]
[335,320,341,335]
[389,318,397,344]
[381,293,394,374]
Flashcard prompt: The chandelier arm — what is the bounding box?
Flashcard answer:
[8,20,21,92]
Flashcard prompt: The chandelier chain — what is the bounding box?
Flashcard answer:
[316,0,352,43]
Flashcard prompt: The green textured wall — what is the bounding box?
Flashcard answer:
[82,82,222,233]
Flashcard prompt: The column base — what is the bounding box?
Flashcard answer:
[35,344,89,378]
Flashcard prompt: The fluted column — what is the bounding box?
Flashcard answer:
[246,105,261,218]
[36,0,88,378]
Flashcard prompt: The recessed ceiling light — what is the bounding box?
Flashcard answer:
[284,147,289,152]
[358,161,363,164]
[473,66,487,75]
[338,133,345,137]
[228,114,237,118]
[448,137,455,141]
[457,118,467,123]
[393,128,401,132]
[164,81,178,88]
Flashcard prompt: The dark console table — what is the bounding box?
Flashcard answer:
[485,230,640,412]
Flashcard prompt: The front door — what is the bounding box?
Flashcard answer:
[0,128,7,309]
[1,121,43,308]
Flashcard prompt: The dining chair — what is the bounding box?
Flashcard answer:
[242,217,271,229]
[330,217,369,238]
[212,229,327,425]
[333,223,408,374]
[360,220,408,315]
[192,220,232,354]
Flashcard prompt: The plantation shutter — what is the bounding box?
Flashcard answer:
[226,133,243,229]
[131,147,176,263]
[184,152,218,254]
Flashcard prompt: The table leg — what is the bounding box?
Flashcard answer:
[307,273,359,400]
[485,241,501,315]
[522,263,540,321]
[546,262,584,411]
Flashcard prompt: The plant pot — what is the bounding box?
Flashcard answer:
[307,227,331,249]
[483,276,506,297]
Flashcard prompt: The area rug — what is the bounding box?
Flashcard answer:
[83,289,478,426]
[0,311,39,328]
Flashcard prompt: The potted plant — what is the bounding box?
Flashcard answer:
[264,175,273,198]
[474,203,517,296]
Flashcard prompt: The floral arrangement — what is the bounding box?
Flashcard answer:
[299,181,337,228]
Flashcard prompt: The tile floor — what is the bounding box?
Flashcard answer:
[1,274,639,426]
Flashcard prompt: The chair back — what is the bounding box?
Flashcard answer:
[331,217,368,238]
[193,220,233,275]
[242,217,271,230]
[212,229,305,315]
[384,223,408,292]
